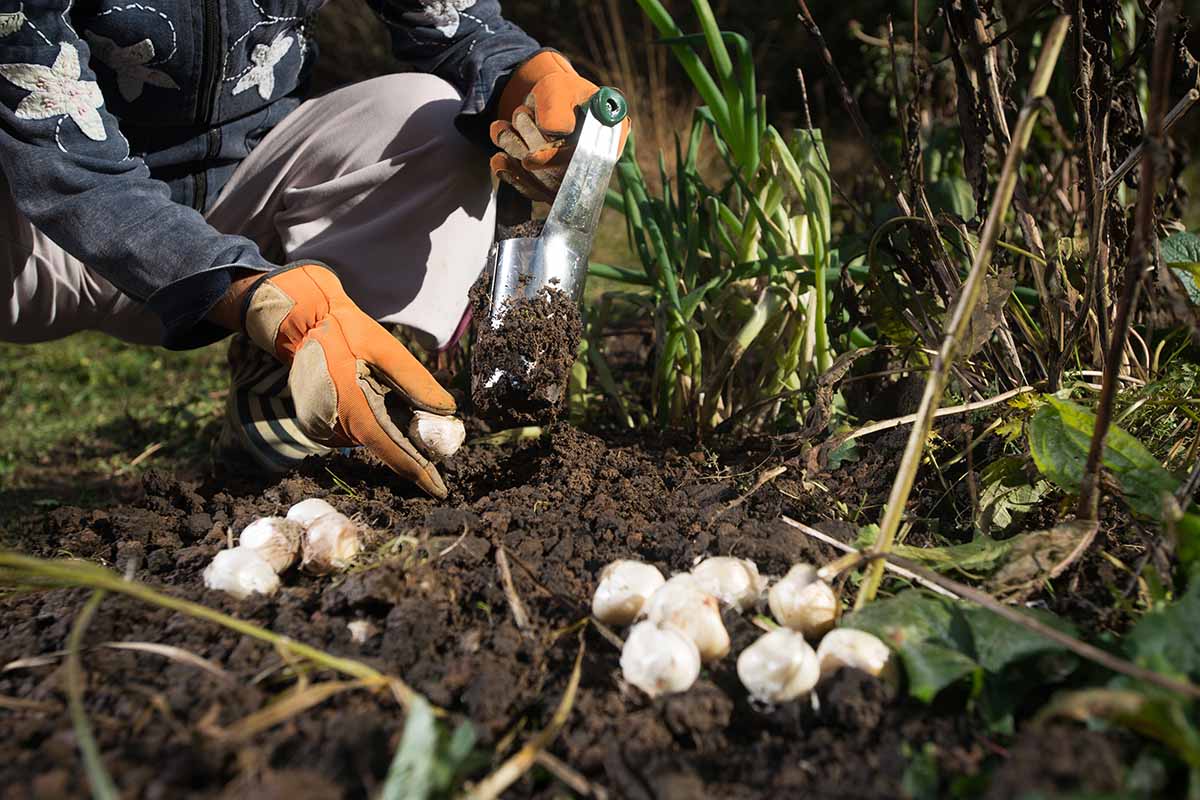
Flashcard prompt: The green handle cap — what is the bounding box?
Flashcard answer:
[590,87,628,127]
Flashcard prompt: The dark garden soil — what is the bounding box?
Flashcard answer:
[0,424,1130,799]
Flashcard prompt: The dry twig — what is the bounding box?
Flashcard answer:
[855,16,1072,607]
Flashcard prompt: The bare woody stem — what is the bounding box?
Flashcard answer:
[1077,2,1178,520]
[854,15,1072,609]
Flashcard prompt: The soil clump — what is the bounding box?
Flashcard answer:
[470,273,583,426]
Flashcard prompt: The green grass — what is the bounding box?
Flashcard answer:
[0,333,227,525]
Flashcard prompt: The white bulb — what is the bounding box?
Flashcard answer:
[816,628,897,683]
[300,512,362,575]
[620,620,701,697]
[690,556,764,612]
[238,517,302,573]
[203,547,281,600]
[644,574,730,662]
[408,411,466,461]
[768,563,839,639]
[286,498,338,527]
[592,560,666,626]
[737,628,820,704]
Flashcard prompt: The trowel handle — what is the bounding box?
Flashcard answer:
[535,88,628,298]
[588,87,629,128]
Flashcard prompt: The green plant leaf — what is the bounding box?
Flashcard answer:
[844,590,1074,702]
[855,525,1013,575]
[976,456,1051,536]
[1161,230,1200,304]
[1028,395,1178,520]
[381,697,438,800]
[1124,581,1200,681]
[1162,230,1200,264]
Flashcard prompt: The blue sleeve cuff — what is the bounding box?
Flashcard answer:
[147,259,271,350]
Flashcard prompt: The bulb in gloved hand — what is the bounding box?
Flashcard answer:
[737,628,820,704]
[620,620,701,697]
[300,512,361,575]
[238,517,302,573]
[816,628,897,683]
[691,556,764,612]
[286,498,338,528]
[592,560,666,626]
[408,411,466,461]
[203,547,281,600]
[644,574,730,662]
[768,563,839,639]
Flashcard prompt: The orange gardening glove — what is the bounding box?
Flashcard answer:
[241,263,457,498]
[489,51,631,203]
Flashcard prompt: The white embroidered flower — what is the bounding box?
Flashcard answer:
[0,42,106,141]
[409,1,476,38]
[232,33,293,101]
[83,32,178,102]
[0,11,26,38]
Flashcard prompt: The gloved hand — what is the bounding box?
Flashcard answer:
[490,51,631,202]
[240,263,457,498]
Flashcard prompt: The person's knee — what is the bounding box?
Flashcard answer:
[354,73,469,154]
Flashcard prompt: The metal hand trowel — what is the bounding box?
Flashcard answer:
[476,87,629,402]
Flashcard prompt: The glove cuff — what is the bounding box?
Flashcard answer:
[241,261,340,359]
[498,49,576,124]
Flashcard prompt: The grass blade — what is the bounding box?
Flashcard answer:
[66,590,120,800]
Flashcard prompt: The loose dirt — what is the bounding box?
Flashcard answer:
[0,426,1124,798]
[470,281,583,427]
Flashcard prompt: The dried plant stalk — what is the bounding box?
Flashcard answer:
[855,16,1072,608]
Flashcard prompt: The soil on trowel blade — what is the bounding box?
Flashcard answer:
[0,427,1125,798]
[470,281,583,427]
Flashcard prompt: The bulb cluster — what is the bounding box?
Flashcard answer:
[592,550,896,703]
[203,497,363,599]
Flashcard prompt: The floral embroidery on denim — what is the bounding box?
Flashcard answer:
[411,1,476,38]
[0,41,106,142]
[0,10,26,37]
[83,31,178,101]
[231,32,293,100]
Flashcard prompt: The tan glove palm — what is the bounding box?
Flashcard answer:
[242,263,457,498]
[490,51,630,202]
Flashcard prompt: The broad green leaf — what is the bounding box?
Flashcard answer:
[976,456,1051,536]
[897,643,981,703]
[927,175,977,221]
[1029,395,1178,520]
[1124,581,1200,681]
[960,604,1075,673]
[1161,230,1200,304]
[855,525,1013,575]
[845,590,1074,703]
[1162,230,1200,264]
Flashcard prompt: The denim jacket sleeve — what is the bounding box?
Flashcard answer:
[363,1,541,143]
[0,1,271,349]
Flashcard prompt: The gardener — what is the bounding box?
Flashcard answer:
[0,2,628,499]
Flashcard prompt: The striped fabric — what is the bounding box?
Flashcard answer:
[219,334,333,472]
